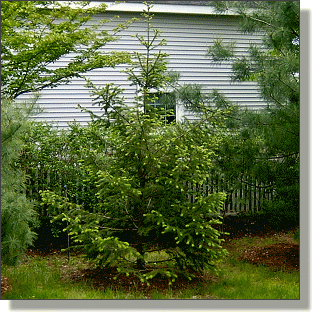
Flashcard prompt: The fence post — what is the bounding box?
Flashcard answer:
[63,184,70,263]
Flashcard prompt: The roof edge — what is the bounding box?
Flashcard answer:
[95,2,238,16]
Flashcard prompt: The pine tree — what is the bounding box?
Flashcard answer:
[207,1,299,226]
[1,98,39,265]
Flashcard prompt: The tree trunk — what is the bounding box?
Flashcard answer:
[136,245,145,270]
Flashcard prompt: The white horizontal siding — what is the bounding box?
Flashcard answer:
[18,10,266,129]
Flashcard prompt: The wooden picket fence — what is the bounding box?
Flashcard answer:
[187,173,274,214]
[25,167,274,215]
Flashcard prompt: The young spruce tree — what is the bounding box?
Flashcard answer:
[41,3,228,284]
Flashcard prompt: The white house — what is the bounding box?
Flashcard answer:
[18,1,267,130]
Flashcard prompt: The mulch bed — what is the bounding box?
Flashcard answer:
[68,266,212,297]
[237,243,299,272]
[219,215,290,239]
[219,215,299,272]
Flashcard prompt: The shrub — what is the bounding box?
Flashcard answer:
[18,120,107,248]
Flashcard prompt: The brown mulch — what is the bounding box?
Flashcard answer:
[26,247,81,258]
[219,215,293,239]
[68,266,214,297]
[219,215,299,272]
[237,243,299,272]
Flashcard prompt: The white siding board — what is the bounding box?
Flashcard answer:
[17,10,267,129]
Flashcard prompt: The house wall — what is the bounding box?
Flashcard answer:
[18,6,266,129]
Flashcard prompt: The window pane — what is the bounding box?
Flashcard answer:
[149,92,176,124]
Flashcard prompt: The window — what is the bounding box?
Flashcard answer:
[148,92,176,124]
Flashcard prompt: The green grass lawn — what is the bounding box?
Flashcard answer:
[1,232,299,299]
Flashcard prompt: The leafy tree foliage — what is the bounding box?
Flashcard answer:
[18,120,106,247]
[1,1,132,99]
[1,99,39,265]
[40,3,228,284]
[207,1,299,226]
